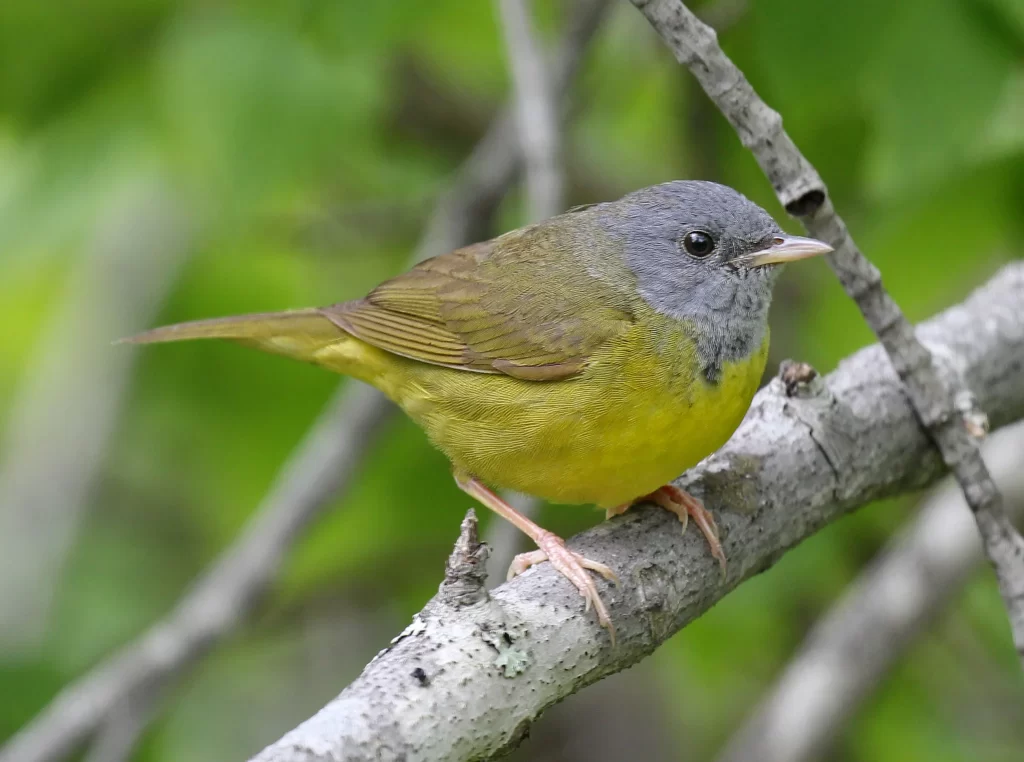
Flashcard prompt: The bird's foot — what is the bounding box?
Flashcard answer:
[619,485,727,577]
[508,530,619,636]
[454,472,619,641]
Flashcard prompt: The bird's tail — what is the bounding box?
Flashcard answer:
[118,309,348,366]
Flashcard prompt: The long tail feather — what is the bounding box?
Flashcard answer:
[118,309,347,364]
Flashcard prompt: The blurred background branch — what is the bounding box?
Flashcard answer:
[485,0,567,584]
[496,0,564,220]
[81,687,163,762]
[0,180,193,652]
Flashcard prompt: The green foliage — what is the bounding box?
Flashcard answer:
[1,0,1023,760]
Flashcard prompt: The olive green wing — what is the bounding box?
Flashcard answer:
[322,234,635,381]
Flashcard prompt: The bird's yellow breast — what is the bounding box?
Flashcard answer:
[319,309,768,508]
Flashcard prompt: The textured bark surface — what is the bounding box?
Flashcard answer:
[251,265,1024,762]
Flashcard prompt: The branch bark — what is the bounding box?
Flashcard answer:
[0,4,612,762]
[250,264,1024,762]
[718,421,1024,762]
[627,0,1024,662]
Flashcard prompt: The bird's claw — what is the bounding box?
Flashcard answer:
[507,531,618,641]
[647,485,728,579]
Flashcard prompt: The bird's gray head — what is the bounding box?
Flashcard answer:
[599,180,831,381]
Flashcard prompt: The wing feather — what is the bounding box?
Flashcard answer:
[323,229,635,380]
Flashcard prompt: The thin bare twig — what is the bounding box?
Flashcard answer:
[0,4,612,762]
[496,0,564,220]
[486,0,570,582]
[627,0,1024,662]
[250,265,1024,762]
[718,420,1024,762]
[423,0,610,251]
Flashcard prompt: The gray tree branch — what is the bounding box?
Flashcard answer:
[250,264,1024,762]
[627,0,1024,662]
[0,4,612,762]
[718,420,1024,762]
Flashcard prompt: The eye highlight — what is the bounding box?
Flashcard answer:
[682,230,715,258]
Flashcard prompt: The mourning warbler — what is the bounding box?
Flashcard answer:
[124,181,831,637]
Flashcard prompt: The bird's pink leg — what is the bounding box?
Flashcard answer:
[455,473,619,638]
[610,484,727,576]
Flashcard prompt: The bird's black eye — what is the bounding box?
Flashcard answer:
[682,230,715,258]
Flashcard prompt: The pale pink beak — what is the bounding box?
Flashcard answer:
[742,234,833,267]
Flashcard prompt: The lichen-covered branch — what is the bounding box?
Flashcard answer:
[627,0,1024,661]
[251,265,1024,762]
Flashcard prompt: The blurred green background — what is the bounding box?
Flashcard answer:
[2,0,1023,760]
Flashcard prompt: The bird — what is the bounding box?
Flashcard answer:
[122,180,831,639]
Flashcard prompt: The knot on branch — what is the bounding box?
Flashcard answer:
[439,509,490,608]
[925,341,990,439]
[783,188,826,218]
[955,389,990,439]
[778,359,821,398]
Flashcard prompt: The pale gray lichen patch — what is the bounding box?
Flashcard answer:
[477,622,531,677]
[371,616,430,664]
[689,453,765,515]
[634,562,678,643]
[494,648,530,677]
[394,616,428,643]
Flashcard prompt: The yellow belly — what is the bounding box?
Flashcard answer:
[317,311,768,508]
